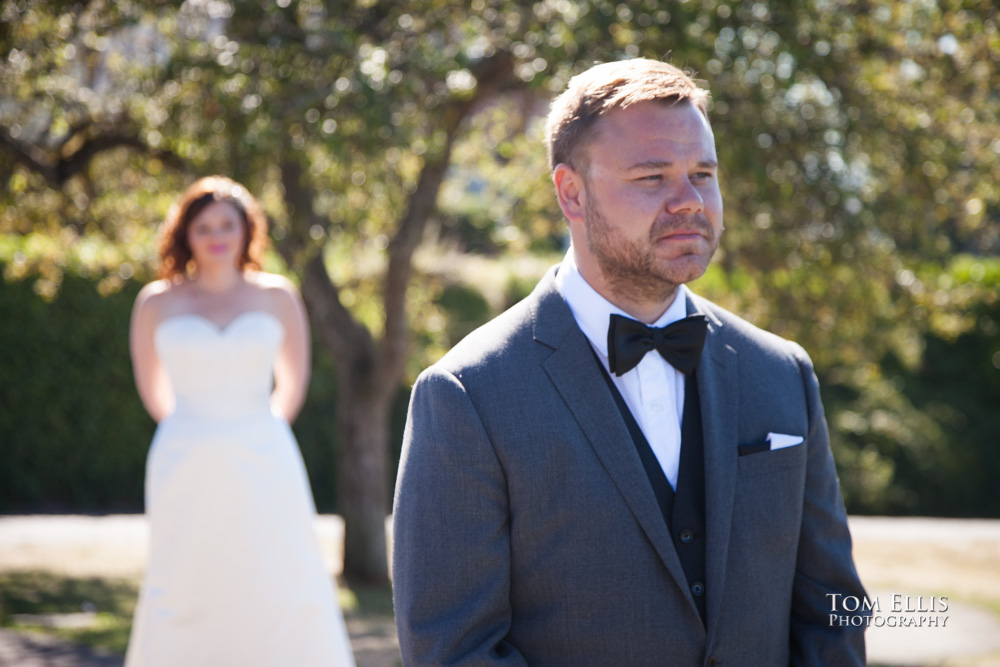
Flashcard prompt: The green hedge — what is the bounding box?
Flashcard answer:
[0,267,407,514]
[845,295,1000,517]
[2,262,999,517]
[2,271,144,511]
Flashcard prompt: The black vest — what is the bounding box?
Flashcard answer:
[597,360,708,623]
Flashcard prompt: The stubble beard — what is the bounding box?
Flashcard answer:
[583,194,720,308]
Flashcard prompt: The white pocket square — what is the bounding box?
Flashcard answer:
[767,432,804,450]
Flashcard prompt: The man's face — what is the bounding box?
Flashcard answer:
[567,101,724,309]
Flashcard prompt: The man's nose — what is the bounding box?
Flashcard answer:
[664,179,705,215]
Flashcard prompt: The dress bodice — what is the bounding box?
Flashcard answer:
[154,311,285,420]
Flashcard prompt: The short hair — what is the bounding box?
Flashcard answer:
[157,175,269,279]
[544,58,710,172]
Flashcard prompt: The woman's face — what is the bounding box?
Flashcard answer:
[186,200,246,271]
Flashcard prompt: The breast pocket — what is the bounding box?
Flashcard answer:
[737,440,807,478]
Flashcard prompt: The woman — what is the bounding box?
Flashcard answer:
[125,176,355,666]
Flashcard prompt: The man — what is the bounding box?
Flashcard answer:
[393,58,867,666]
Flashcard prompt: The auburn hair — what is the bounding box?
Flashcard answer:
[157,176,269,279]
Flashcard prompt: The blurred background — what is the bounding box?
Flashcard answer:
[1,0,998,663]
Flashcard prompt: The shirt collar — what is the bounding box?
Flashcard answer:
[555,248,690,358]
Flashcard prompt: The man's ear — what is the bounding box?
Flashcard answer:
[553,163,586,226]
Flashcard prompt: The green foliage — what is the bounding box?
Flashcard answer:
[823,258,1000,516]
[441,99,563,256]
[0,571,137,655]
[504,271,539,309]
[436,282,492,345]
[286,322,342,513]
[0,269,150,512]
[902,299,1000,517]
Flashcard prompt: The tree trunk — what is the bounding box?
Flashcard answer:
[336,363,392,584]
[280,51,515,585]
[296,252,396,585]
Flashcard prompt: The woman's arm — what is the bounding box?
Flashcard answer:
[270,277,311,422]
[129,282,174,422]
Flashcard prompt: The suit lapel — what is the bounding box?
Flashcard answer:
[529,269,698,612]
[687,292,740,636]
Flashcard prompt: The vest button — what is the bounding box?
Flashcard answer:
[679,529,694,543]
[691,581,705,596]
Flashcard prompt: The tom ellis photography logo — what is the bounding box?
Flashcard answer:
[828,594,950,629]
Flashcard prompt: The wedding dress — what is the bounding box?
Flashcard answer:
[125,311,355,667]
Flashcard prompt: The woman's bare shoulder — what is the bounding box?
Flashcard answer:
[135,279,175,306]
[247,270,296,289]
[247,271,300,300]
[133,278,191,316]
[245,272,304,324]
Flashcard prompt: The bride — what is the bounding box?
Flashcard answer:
[125,175,355,666]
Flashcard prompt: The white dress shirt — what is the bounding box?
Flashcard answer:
[555,251,691,490]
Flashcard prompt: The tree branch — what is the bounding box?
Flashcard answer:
[277,154,375,372]
[301,253,376,371]
[0,125,54,181]
[377,50,515,384]
[0,122,185,189]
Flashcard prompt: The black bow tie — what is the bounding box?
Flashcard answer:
[607,313,708,376]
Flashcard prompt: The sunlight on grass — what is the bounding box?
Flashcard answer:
[0,570,138,654]
[0,569,395,656]
[341,582,395,619]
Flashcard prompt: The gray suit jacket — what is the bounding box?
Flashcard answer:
[393,265,867,666]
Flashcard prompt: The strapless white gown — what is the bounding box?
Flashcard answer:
[125,312,355,667]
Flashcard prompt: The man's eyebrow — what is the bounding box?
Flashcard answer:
[626,159,718,171]
[627,159,673,171]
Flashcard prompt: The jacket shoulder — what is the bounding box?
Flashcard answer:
[691,293,812,368]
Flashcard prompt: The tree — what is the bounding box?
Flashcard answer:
[2,0,530,583]
[3,0,998,583]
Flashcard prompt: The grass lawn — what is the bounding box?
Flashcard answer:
[0,570,138,654]
[0,570,397,660]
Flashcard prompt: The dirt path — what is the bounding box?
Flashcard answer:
[848,517,1000,666]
